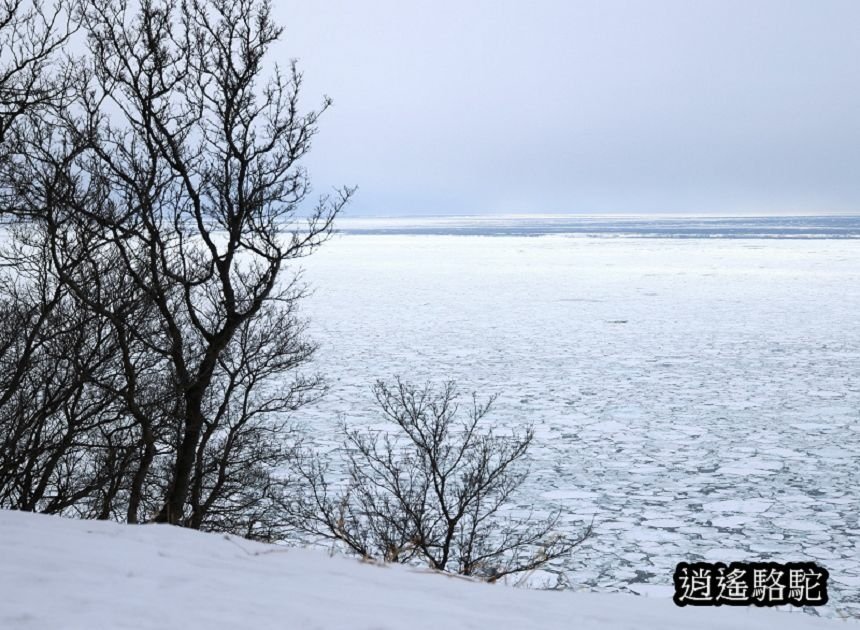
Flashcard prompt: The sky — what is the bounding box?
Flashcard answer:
[274,1,860,216]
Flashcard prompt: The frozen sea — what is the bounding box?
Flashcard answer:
[298,216,860,618]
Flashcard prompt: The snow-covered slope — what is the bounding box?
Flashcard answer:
[0,510,849,629]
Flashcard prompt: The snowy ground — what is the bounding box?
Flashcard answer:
[296,234,860,619]
[0,509,851,629]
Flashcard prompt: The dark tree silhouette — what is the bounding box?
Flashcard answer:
[0,0,352,532]
[0,0,76,142]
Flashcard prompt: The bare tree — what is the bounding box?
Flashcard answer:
[181,299,324,539]
[0,0,76,142]
[0,225,127,515]
[0,0,352,532]
[0,1,86,507]
[290,379,591,581]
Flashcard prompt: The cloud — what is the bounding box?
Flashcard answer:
[275,0,860,215]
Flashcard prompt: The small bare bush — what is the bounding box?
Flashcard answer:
[290,378,591,581]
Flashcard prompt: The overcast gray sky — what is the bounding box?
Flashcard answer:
[274,1,860,216]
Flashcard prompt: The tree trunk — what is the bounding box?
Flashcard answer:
[127,430,155,524]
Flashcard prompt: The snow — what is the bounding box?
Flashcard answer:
[0,509,851,630]
[296,234,860,618]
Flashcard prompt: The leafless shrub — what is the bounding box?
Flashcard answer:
[290,378,591,581]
